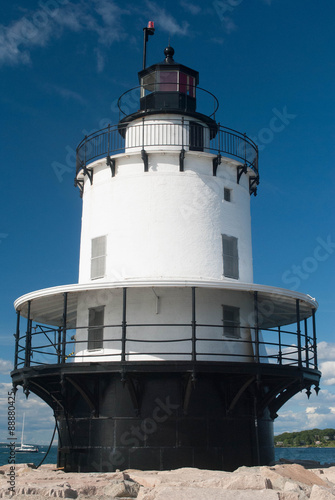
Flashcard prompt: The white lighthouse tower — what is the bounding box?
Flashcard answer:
[12,29,321,472]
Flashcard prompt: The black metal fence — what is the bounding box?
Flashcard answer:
[76,119,258,179]
[14,291,317,371]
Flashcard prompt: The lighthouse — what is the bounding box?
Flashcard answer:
[11,28,321,472]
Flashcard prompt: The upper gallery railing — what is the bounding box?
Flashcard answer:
[76,119,258,179]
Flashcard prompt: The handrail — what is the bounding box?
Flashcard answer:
[117,84,220,118]
[76,118,258,179]
[13,320,317,371]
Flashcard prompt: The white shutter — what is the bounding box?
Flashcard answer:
[91,236,106,279]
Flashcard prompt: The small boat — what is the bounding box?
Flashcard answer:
[15,413,39,453]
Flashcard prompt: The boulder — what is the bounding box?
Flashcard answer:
[310,485,335,500]
[104,478,140,497]
[145,487,280,500]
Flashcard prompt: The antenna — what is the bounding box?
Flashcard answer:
[143,21,155,70]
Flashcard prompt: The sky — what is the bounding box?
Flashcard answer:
[0,0,334,445]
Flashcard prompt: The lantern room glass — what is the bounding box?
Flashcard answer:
[141,70,196,97]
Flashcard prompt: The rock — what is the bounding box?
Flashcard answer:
[104,478,140,497]
[223,474,273,490]
[278,493,307,500]
[310,485,335,499]
[150,487,280,499]
[267,464,328,487]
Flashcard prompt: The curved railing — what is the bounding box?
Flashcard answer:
[117,85,220,118]
[14,317,317,371]
[76,119,258,179]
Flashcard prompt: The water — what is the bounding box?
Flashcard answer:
[0,445,58,467]
[1,445,335,468]
[275,447,335,465]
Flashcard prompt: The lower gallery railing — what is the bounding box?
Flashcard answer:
[14,318,317,370]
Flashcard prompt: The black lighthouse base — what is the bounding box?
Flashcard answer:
[57,371,274,472]
[11,361,320,472]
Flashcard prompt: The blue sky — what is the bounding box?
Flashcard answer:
[0,0,334,444]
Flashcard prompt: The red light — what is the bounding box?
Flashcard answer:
[148,21,154,29]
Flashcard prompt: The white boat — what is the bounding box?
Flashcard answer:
[15,413,39,453]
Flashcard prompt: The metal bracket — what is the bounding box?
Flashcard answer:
[84,167,93,185]
[249,176,259,196]
[74,179,84,198]
[141,149,149,172]
[237,163,248,184]
[212,154,222,176]
[179,149,185,172]
[106,155,116,177]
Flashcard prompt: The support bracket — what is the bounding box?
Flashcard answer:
[249,176,259,196]
[106,155,116,177]
[141,149,149,172]
[213,154,222,176]
[237,163,248,184]
[179,149,186,172]
[81,165,93,185]
[74,179,84,198]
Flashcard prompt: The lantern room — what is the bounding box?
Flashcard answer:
[138,45,199,113]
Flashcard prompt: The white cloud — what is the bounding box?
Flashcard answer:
[95,48,105,73]
[318,341,335,361]
[0,0,131,68]
[180,1,201,15]
[0,359,13,374]
[45,84,86,104]
[210,37,225,45]
[145,1,190,36]
[319,361,335,386]
[0,384,54,445]
[274,387,335,434]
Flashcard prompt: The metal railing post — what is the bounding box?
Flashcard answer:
[278,326,282,365]
[57,327,62,365]
[25,301,32,368]
[191,287,196,363]
[61,292,68,364]
[312,309,318,369]
[304,318,309,369]
[296,299,302,368]
[122,288,127,362]
[254,292,260,363]
[14,311,20,369]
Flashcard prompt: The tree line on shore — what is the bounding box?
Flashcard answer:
[275,428,335,447]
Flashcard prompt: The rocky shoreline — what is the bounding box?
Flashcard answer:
[1,461,335,499]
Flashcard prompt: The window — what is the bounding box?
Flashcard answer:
[141,72,157,96]
[91,236,106,280]
[222,305,240,338]
[180,73,195,97]
[189,122,204,151]
[224,188,231,202]
[88,306,104,350]
[222,235,239,279]
[158,71,177,91]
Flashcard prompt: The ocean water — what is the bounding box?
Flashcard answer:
[0,445,58,467]
[1,445,335,468]
[275,447,335,465]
